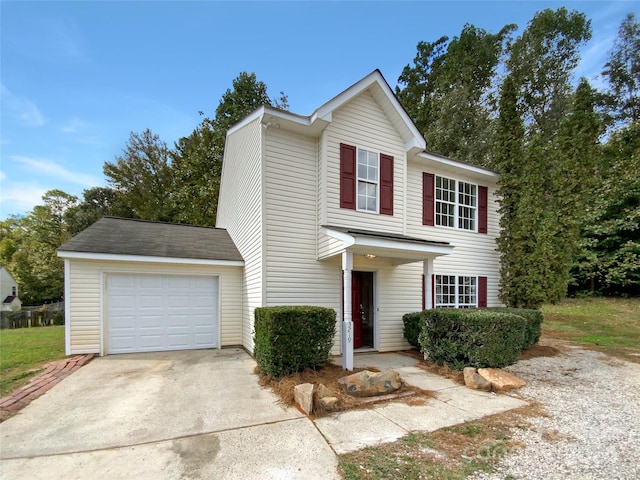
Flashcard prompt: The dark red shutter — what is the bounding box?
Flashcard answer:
[422,173,435,226]
[478,276,487,307]
[379,154,394,215]
[478,186,488,234]
[340,143,356,209]
[421,274,425,310]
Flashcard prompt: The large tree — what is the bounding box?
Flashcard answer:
[103,129,176,222]
[602,12,640,126]
[0,190,78,304]
[396,24,515,167]
[171,72,284,226]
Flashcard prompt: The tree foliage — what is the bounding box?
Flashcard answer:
[397,24,515,167]
[103,129,175,222]
[602,13,640,126]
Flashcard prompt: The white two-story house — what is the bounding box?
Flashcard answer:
[58,70,500,368]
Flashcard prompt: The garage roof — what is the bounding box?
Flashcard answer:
[58,217,243,262]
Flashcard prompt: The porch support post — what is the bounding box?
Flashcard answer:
[423,258,434,310]
[342,251,354,371]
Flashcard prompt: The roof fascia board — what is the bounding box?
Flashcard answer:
[321,227,453,256]
[226,107,267,136]
[314,71,426,150]
[57,251,244,267]
[418,152,499,180]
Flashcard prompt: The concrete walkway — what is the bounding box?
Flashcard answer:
[318,353,527,454]
[0,349,527,479]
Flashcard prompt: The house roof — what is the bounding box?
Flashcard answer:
[57,217,243,263]
[2,295,18,304]
[320,226,454,264]
[228,70,426,153]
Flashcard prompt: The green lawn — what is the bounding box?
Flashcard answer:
[541,297,640,361]
[0,326,66,398]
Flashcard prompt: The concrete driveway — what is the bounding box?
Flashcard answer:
[0,348,339,480]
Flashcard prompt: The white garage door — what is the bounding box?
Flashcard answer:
[106,273,219,354]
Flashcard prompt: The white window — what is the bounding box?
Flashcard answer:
[357,148,379,212]
[435,176,477,231]
[435,275,477,308]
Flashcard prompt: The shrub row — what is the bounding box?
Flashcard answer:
[403,306,543,370]
[253,306,336,378]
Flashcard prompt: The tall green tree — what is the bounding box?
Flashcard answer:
[64,186,131,235]
[103,129,176,222]
[397,24,514,167]
[0,190,78,304]
[602,12,640,126]
[171,72,282,226]
[507,7,592,140]
[572,122,640,295]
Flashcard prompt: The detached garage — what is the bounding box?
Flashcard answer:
[57,217,244,356]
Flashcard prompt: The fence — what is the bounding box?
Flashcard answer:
[0,302,64,329]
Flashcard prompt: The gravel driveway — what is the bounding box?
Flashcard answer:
[471,345,640,480]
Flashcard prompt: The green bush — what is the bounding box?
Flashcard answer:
[52,311,65,326]
[402,312,422,348]
[483,307,542,349]
[253,306,336,378]
[418,309,527,370]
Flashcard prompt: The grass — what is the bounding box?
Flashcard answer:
[541,297,640,362]
[0,326,66,397]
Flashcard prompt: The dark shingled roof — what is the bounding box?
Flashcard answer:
[58,217,243,262]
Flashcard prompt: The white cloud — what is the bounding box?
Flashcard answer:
[0,84,46,127]
[0,171,6,181]
[60,118,88,134]
[10,155,100,187]
[0,181,48,217]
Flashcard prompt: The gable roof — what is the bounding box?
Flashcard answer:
[57,217,243,263]
[227,70,427,154]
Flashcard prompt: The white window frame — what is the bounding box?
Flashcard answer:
[435,275,478,308]
[356,147,379,213]
[435,176,478,231]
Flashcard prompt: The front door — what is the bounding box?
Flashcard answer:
[352,271,374,349]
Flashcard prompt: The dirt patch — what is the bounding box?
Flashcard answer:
[257,362,433,417]
[518,343,563,360]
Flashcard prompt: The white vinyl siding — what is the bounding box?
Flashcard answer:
[264,127,342,352]
[406,161,501,306]
[66,259,242,355]
[323,90,405,233]
[216,118,264,351]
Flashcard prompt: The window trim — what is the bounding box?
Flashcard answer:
[356,146,380,214]
[434,175,478,232]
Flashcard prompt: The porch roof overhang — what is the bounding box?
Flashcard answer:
[320,226,454,264]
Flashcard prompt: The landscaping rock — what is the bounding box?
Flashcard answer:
[317,396,339,410]
[478,368,526,391]
[314,383,334,401]
[294,383,314,414]
[338,369,401,397]
[464,367,492,391]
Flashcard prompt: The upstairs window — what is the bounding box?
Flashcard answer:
[357,148,379,212]
[423,173,487,233]
[340,143,394,215]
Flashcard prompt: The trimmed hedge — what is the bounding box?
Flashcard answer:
[402,312,422,348]
[482,307,542,349]
[418,309,527,370]
[253,306,336,378]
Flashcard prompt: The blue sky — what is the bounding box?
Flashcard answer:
[1,1,637,218]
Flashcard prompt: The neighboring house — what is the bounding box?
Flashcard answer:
[58,70,500,369]
[0,265,22,312]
